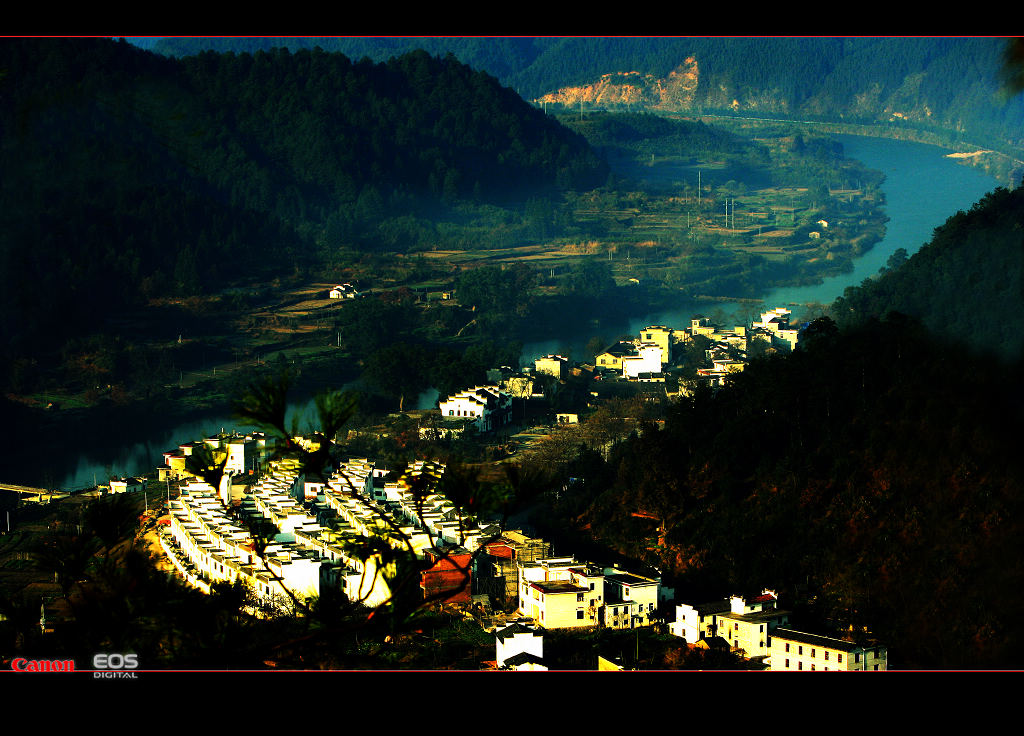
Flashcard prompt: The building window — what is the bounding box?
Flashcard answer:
[811,649,815,658]
[824,651,829,661]
[785,659,789,668]
[838,654,843,663]
[798,646,803,655]
[798,661,802,671]
[577,593,584,602]
[577,610,584,620]
[785,643,790,653]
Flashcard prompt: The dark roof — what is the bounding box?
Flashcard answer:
[529,580,587,595]
[599,341,637,357]
[696,635,731,650]
[503,651,545,668]
[495,623,542,641]
[719,609,790,624]
[771,628,870,652]
[605,573,656,587]
[684,599,732,616]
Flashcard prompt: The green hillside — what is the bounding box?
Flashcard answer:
[0,38,606,367]
[830,185,1024,361]
[151,37,1024,159]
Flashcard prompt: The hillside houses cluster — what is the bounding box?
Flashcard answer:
[517,555,665,630]
[420,307,805,444]
[158,436,496,613]
[328,283,361,299]
[155,430,671,623]
[155,431,886,670]
[668,588,887,671]
[590,307,802,390]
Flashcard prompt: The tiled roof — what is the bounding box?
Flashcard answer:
[771,627,866,651]
[495,623,542,641]
[719,609,790,624]
[503,651,545,668]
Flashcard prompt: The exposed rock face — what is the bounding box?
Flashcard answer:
[533,56,941,125]
[536,57,700,110]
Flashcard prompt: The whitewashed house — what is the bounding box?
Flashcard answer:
[438,385,511,433]
[622,344,664,379]
[769,628,887,671]
[495,623,547,670]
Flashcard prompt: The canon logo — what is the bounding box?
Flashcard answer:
[10,658,75,672]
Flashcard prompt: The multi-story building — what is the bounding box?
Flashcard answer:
[595,341,638,371]
[518,557,605,628]
[473,531,551,611]
[769,628,888,671]
[438,385,511,433]
[622,343,665,379]
[421,546,474,604]
[534,354,569,380]
[517,557,662,630]
[495,622,547,670]
[670,589,789,659]
[638,326,675,363]
[752,307,801,351]
[669,598,732,642]
[602,570,661,629]
[716,591,790,658]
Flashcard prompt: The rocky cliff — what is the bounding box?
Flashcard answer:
[536,58,700,111]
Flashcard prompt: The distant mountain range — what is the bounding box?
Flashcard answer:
[150,37,1024,156]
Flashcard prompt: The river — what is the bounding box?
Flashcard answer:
[10,135,1001,492]
[520,135,999,363]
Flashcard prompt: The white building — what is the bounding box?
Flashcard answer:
[438,385,511,433]
[769,628,888,671]
[622,343,664,379]
[109,476,147,494]
[329,283,359,299]
[495,623,546,670]
[534,354,569,380]
[752,307,801,351]
[602,570,661,629]
[518,557,604,629]
[517,556,661,631]
[669,598,731,642]
[669,589,789,659]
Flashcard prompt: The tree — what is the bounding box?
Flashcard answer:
[881,247,908,273]
[1001,37,1024,95]
[362,342,430,411]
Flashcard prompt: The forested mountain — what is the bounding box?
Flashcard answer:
[532,162,1024,668]
[542,313,1023,668]
[830,185,1024,361]
[0,38,606,370]
[151,37,1024,156]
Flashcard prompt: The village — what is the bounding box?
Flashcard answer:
[137,305,887,670]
